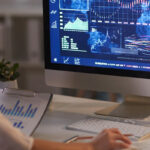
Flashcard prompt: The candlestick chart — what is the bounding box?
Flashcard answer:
[91,0,150,24]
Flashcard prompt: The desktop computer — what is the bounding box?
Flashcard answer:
[43,0,150,119]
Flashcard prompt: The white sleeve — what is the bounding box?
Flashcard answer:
[0,113,33,150]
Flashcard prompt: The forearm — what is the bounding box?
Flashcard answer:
[32,139,93,150]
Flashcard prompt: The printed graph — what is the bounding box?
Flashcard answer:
[13,121,24,129]
[0,93,50,136]
[0,100,37,118]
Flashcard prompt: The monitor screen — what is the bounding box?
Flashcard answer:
[44,0,150,97]
[45,0,150,79]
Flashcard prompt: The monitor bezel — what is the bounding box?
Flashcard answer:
[43,0,150,79]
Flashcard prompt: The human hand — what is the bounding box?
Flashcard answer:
[90,128,132,150]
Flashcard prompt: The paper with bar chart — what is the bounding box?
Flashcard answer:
[0,92,50,136]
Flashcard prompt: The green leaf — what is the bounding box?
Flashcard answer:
[0,58,20,81]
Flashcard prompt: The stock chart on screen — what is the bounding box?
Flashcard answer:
[50,0,150,71]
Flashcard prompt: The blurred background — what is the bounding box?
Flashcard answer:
[0,0,122,101]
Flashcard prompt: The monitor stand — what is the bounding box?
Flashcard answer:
[95,95,150,119]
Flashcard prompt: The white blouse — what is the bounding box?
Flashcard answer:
[0,113,33,150]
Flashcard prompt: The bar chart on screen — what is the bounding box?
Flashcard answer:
[0,89,50,136]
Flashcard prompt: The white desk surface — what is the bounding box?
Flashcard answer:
[33,94,117,142]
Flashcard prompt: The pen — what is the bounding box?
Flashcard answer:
[65,136,78,143]
[124,134,133,137]
[65,134,133,143]
[65,136,92,143]
[138,133,150,141]
[76,134,132,141]
[77,136,94,140]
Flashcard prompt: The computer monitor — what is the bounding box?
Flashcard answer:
[43,0,150,118]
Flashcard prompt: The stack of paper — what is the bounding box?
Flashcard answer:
[0,90,50,136]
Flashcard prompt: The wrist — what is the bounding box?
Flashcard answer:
[87,142,95,150]
[27,137,34,150]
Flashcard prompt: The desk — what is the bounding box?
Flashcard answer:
[33,94,117,142]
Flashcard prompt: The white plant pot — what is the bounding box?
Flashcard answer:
[0,80,18,89]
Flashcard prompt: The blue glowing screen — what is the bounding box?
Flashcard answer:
[50,0,150,72]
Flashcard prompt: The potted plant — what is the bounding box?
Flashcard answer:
[0,59,20,89]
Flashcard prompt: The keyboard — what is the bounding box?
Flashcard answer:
[66,117,150,138]
[132,139,150,150]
